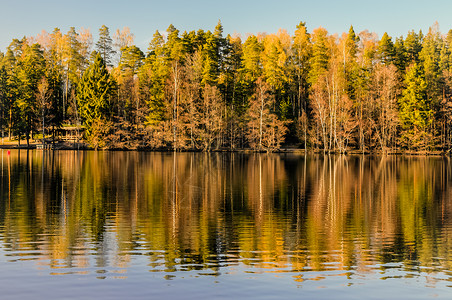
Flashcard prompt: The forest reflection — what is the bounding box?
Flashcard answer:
[1,150,452,282]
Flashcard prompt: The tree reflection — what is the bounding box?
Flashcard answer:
[0,150,452,282]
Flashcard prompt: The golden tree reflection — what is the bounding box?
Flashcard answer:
[0,150,452,283]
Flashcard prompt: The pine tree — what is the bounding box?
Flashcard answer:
[119,45,144,75]
[96,25,116,67]
[141,31,167,126]
[0,66,7,141]
[16,43,45,147]
[344,25,360,99]
[117,45,144,127]
[292,22,311,148]
[439,42,450,72]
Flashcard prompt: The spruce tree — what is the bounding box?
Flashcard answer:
[378,32,395,65]
[202,31,219,86]
[241,35,262,84]
[399,63,432,149]
[308,27,329,84]
[77,52,115,145]
[404,30,422,63]
[393,37,407,72]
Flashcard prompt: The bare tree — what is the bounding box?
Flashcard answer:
[247,77,287,151]
[371,64,399,152]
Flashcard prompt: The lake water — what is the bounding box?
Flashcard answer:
[1,150,452,299]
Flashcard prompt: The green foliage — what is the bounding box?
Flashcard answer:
[77,52,115,139]
[15,43,45,141]
[141,31,168,126]
[6,22,452,152]
[241,35,262,84]
[262,35,288,91]
[404,30,423,63]
[393,37,407,72]
[378,32,395,65]
[399,63,433,148]
[119,45,144,75]
[96,25,116,66]
[308,27,329,84]
[346,25,359,58]
[201,31,219,85]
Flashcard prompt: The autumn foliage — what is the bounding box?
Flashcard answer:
[1,21,452,152]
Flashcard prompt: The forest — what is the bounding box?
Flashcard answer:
[0,21,452,152]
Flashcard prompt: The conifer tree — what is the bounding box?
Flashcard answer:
[378,32,395,65]
[308,27,329,84]
[393,37,407,72]
[141,31,167,126]
[201,31,219,86]
[96,25,116,67]
[0,66,7,141]
[399,63,432,149]
[404,30,422,63]
[240,35,262,94]
[77,52,115,148]
[292,22,311,148]
[16,43,45,147]
[420,27,441,102]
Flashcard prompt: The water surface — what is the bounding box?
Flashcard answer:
[0,150,451,299]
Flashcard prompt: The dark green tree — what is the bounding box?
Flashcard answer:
[393,36,407,72]
[399,63,433,149]
[308,27,329,84]
[0,66,8,141]
[240,35,262,92]
[378,32,395,65]
[140,30,168,126]
[77,52,115,148]
[404,30,423,63]
[16,43,45,147]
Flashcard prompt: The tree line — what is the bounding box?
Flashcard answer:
[1,21,452,152]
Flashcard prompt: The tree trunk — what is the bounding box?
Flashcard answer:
[1,108,3,145]
[26,116,30,148]
[173,61,178,152]
[259,88,263,150]
[42,109,45,146]
[52,126,55,148]
[9,108,12,141]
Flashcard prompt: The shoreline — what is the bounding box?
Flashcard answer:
[0,142,447,156]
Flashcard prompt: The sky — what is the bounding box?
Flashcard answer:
[1,0,452,52]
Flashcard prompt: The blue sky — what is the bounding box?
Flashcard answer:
[1,0,452,51]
